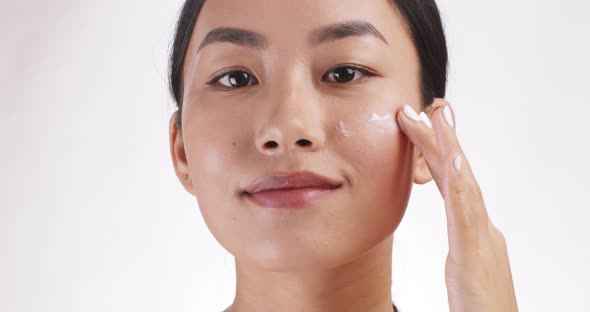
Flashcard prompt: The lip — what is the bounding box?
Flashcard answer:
[241,170,343,209]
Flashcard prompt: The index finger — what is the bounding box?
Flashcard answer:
[429,101,490,233]
[397,99,490,234]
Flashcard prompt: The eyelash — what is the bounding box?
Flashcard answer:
[206,64,378,90]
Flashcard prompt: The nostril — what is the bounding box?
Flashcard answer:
[264,141,279,148]
[296,139,312,147]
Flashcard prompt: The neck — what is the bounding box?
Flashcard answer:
[226,234,395,312]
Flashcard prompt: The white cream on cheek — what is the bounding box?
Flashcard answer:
[336,112,399,138]
[368,113,398,134]
[337,120,354,137]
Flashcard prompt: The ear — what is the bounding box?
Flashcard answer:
[169,111,195,195]
[412,146,434,185]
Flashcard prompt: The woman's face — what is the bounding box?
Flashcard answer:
[170,0,425,271]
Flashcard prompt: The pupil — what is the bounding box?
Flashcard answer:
[333,68,355,82]
[229,72,249,87]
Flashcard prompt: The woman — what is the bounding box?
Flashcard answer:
[167,0,519,311]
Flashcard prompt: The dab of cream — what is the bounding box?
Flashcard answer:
[368,112,397,134]
[337,120,353,137]
[369,113,393,121]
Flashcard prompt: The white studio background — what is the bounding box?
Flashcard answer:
[1,1,588,311]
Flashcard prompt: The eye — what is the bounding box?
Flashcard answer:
[207,70,258,89]
[206,65,377,90]
[323,65,377,83]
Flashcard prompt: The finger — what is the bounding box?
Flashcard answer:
[395,103,444,179]
[428,100,490,234]
[429,99,457,158]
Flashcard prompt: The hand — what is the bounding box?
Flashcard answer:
[396,98,518,312]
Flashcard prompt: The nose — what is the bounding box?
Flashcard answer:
[255,79,326,156]
[256,121,324,155]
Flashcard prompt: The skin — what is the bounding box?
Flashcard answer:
[168,0,518,311]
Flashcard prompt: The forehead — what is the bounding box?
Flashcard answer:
[188,0,412,56]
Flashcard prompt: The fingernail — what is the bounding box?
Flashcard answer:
[443,106,454,128]
[419,111,432,128]
[403,105,421,122]
[453,155,462,171]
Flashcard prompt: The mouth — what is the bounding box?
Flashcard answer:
[240,170,344,209]
[243,184,342,209]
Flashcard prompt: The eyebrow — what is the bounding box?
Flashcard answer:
[196,20,388,54]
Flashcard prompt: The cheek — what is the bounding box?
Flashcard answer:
[182,111,242,217]
[365,128,413,203]
[337,111,414,222]
[186,137,233,209]
[182,98,248,197]
[184,115,232,184]
[184,134,248,254]
[182,103,265,251]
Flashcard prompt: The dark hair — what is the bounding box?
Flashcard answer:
[168,0,448,131]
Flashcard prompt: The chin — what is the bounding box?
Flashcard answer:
[233,232,388,272]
